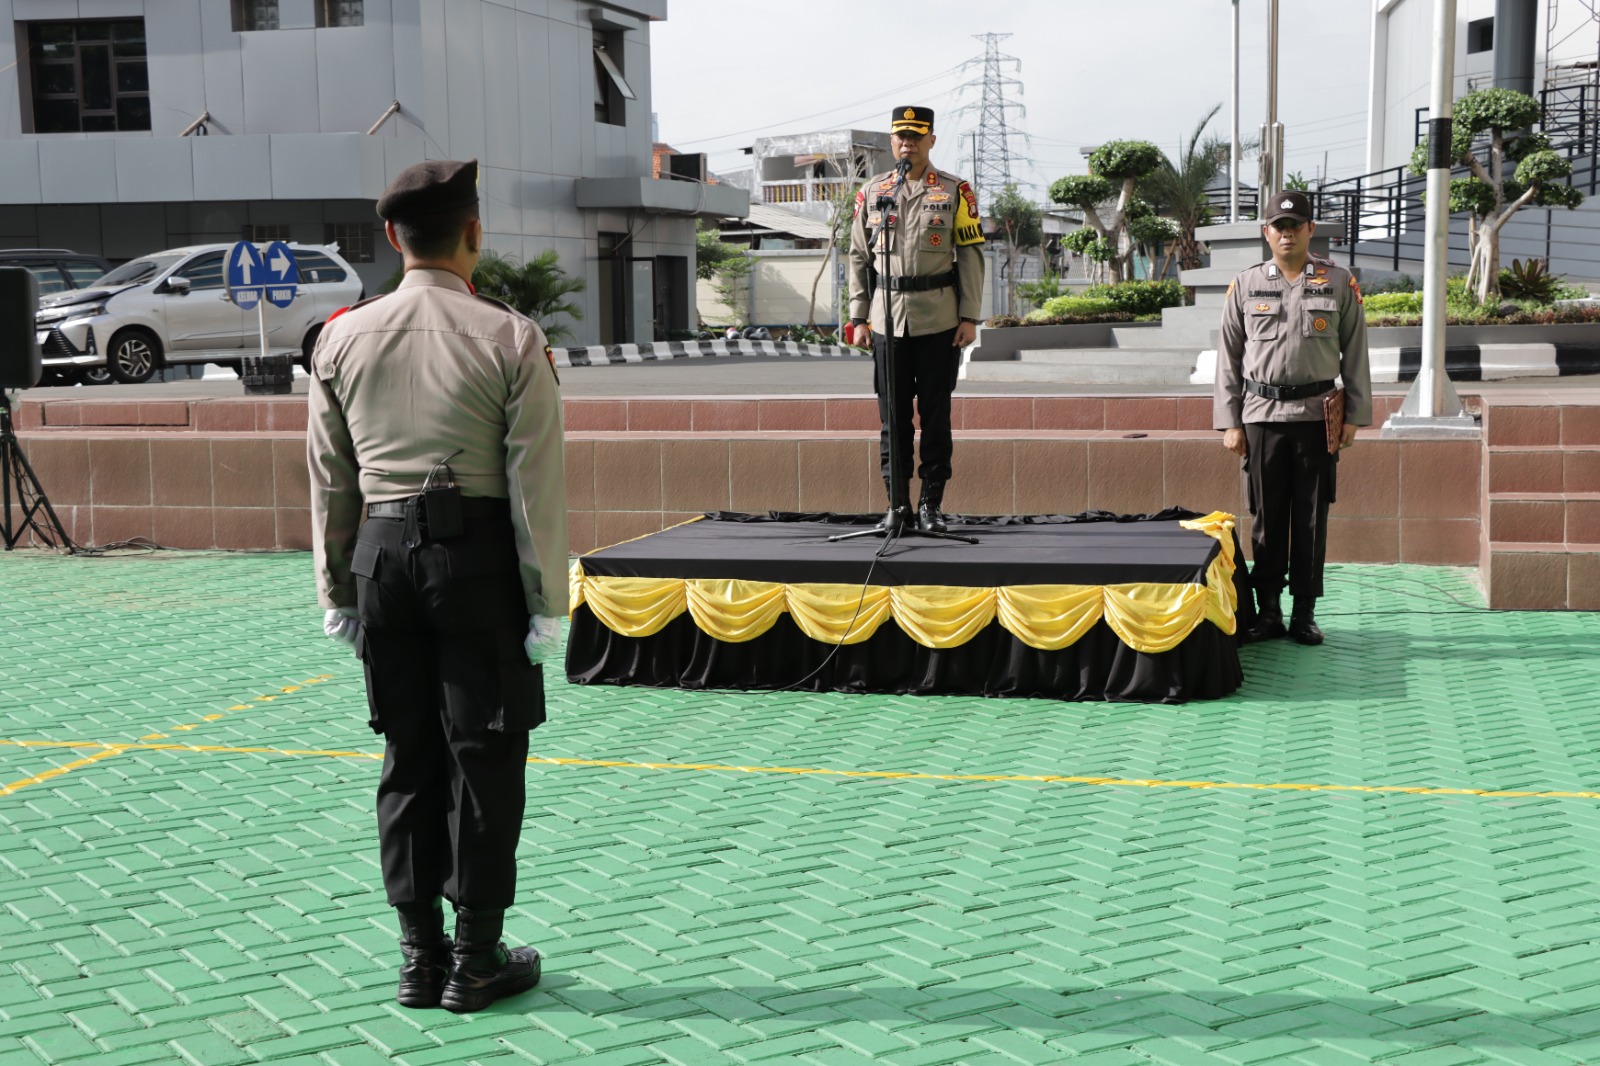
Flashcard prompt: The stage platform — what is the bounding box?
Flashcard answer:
[566,509,1248,703]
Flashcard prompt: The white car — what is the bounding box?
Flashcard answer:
[35,242,364,384]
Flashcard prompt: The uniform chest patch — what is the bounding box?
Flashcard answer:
[1311,317,1330,333]
[1248,290,1282,298]
[929,233,943,246]
[1254,302,1273,312]
[929,214,945,226]
[927,192,950,202]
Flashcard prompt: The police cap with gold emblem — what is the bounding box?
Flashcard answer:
[890,106,934,136]
[1263,190,1312,225]
[376,159,479,221]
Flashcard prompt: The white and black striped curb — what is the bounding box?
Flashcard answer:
[1193,342,1600,384]
[555,340,866,367]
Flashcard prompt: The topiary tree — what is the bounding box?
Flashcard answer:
[1048,139,1165,283]
[1411,87,1585,302]
[1062,226,1116,285]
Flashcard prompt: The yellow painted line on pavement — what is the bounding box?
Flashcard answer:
[0,747,124,797]
[2,736,1599,801]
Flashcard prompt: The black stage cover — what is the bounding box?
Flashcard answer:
[567,509,1248,704]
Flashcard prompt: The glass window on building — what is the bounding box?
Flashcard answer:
[324,222,374,263]
[316,1,363,27]
[593,30,634,127]
[244,224,292,242]
[27,20,150,133]
[233,1,279,31]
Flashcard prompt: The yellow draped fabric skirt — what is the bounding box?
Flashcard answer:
[570,512,1238,656]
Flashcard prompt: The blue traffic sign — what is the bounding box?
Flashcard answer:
[225,241,265,310]
[263,241,299,308]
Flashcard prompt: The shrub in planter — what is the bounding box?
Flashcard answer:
[1036,296,1120,319]
[1363,292,1424,315]
[986,314,1023,328]
[1079,279,1186,315]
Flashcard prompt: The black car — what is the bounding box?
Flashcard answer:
[0,248,111,297]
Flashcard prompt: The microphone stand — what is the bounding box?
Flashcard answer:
[832,160,976,547]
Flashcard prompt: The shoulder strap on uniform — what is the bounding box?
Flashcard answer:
[324,291,386,325]
[472,292,527,319]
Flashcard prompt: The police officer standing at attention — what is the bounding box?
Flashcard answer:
[308,159,567,1013]
[1214,190,1371,646]
[848,106,986,532]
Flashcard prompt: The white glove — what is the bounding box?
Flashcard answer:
[323,607,360,646]
[523,615,562,665]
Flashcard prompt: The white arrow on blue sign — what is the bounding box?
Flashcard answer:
[225,241,265,310]
[263,241,299,308]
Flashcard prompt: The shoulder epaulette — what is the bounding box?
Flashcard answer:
[472,292,525,319]
[324,292,386,325]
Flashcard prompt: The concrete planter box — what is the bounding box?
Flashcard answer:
[970,321,1160,362]
[1368,322,1600,347]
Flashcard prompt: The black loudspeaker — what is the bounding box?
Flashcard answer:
[0,267,41,389]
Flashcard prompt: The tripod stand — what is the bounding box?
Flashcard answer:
[1,391,72,551]
[832,173,976,547]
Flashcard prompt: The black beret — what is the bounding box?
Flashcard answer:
[376,159,479,221]
[1264,190,1312,224]
[890,106,934,135]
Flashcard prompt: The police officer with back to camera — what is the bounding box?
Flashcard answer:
[848,106,986,532]
[1214,190,1371,646]
[307,159,567,1013]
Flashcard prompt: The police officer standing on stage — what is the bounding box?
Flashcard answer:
[308,159,567,1012]
[848,106,986,532]
[1215,190,1371,646]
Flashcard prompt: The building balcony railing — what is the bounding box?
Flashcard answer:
[762,178,851,205]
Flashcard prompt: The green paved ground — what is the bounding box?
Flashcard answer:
[2,550,1599,1066]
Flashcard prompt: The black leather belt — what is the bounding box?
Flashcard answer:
[367,498,413,518]
[1245,378,1336,401]
[885,271,956,293]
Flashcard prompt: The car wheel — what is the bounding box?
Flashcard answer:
[80,365,114,386]
[107,329,160,385]
[299,325,322,372]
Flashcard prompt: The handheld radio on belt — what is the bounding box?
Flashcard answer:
[420,453,464,540]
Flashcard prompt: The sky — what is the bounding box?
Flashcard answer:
[651,0,1375,200]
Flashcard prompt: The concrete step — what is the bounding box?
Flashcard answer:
[1486,492,1600,544]
[1483,540,1600,609]
[963,360,1197,385]
[963,347,1196,385]
[1486,445,1600,494]
[1175,267,1241,289]
[1107,326,1202,351]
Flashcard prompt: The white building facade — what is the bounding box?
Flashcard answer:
[1367,0,1599,173]
[0,0,745,345]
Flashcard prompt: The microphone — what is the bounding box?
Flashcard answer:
[894,158,912,184]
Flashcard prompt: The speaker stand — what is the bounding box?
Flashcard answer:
[1,392,72,552]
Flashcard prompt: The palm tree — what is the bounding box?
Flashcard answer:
[472,249,586,343]
[1140,104,1234,272]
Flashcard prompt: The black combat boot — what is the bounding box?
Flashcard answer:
[1289,598,1325,646]
[394,898,452,1008]
[1243,590,1287,643]
[439,906,542,1014]
[917,480,948,533]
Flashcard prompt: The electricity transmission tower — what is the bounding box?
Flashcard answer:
[953,33,1029,211]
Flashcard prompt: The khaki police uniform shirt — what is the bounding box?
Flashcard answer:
[847,166,986,336]
[308,268,568,618]
[1214,256,1373,429]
